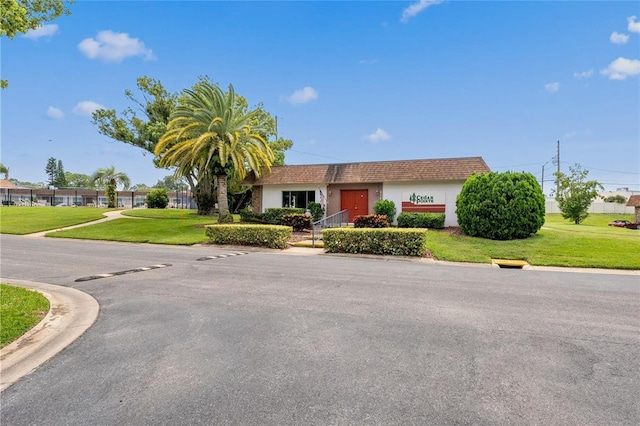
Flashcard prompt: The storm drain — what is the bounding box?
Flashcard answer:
[196,252,249,261]
[492,259,529,269]
[75,263,172,282]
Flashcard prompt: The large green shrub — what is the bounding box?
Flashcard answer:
[456,171,545,240]
[307,202,324,222]
[373,199,396,224]
[323,228,428,256]
[397,212,445,229]
[146,188,169,209]
[205,224,292,249]
[353,214,389,228]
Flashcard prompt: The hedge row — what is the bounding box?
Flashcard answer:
[205,224,292,249]
[353,214,389,228]
[322,228,428,256]
[397,212,445,229]
[281,214,312,231]
[239,207,305,225]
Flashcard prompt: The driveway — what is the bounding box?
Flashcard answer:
[1,235,638,425]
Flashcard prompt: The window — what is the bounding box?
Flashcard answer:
[282,191,315,208]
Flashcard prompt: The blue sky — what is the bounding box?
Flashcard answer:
[2,0,639,192]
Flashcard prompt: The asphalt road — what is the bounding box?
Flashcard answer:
[1,235,638,425]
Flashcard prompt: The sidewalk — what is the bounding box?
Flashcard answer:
[24,210,139,238]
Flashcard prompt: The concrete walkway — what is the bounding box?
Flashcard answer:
[24,210,140,238]
[0,280,99,392]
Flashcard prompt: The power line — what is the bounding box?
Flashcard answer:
[288,149,351,162]
[560,161,640,175]
[492,162,547,169]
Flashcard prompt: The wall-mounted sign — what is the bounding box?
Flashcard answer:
[402,191,445,213]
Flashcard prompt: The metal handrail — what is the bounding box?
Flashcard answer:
[311,209,349,247]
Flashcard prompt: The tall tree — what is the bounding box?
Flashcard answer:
[45,157,57,186]
[91,76,292,209]
[91,76,176,158]
[64,172,93,188]
[55,159,67,187]
[1,0,74,88]
[554,164,603,224]
[155,82,274,219]
[92,166,131,208]
[0,163,9,179]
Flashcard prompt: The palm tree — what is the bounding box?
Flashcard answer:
[92,166,131,208]
[155,82,274,220]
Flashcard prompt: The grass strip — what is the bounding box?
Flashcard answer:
[0,206,112,235]
[0,284,50,348]
[426,214,640,269]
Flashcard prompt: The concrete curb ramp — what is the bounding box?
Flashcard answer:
[0,280,99,392]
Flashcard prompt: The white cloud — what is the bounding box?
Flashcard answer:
[286,86,318,105]
[401,0,445,23]
[73,101,105,116]
[573,69,593,79]
[78,30,155,62]
[628,16,640,33]
[365,128,391,143]
[544,82,560,93]
[46,106,64,119]
[610,32,629,44]
[600,57,640,80]
[23,24,59,40]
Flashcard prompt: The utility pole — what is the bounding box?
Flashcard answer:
[552,140,560,195]
[541,162,547,194]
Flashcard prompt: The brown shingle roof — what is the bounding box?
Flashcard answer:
[246,157,490,185]
[627,195,640,207]
[0,180,17,189]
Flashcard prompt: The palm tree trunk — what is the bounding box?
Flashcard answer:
[107,181,116,208]
[216,174,231,222]
[194,175,216,215]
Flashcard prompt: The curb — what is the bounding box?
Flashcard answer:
[0,280,99,392]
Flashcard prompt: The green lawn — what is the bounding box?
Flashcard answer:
[48,209,235,245]
[0,284,50,348]
[0,206,113,235]
[426,214,640,269]
[2,206,638,269]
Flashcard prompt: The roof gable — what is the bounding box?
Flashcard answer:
[627,195,640,207]
[246,157,491,185]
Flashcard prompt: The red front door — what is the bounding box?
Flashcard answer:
[341,190,368,222]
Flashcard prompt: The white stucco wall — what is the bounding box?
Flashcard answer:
[261,184,328,212]
[382,181,465,227]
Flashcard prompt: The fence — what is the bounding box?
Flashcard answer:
[1,188,195,209]
[545,199,634,215]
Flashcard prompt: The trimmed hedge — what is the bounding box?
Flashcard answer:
[281,214,312,231]
[239,208,263,223]
[353,214,389,228]
[456,171,545,240]
[323,228,428,256]
[239,207,305,225]
[397,212,445,229]
[205,224,292,249]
